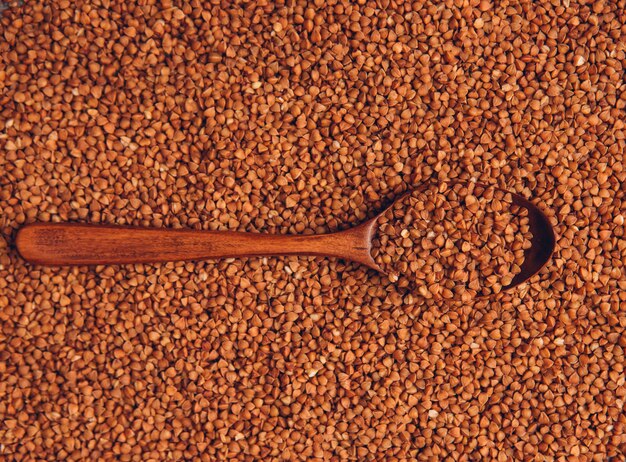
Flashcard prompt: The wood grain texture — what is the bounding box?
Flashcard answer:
[15,221,381,269]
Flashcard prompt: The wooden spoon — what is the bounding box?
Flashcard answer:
[15,184,555,291]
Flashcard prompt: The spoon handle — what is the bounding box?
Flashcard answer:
[16,222,378,268]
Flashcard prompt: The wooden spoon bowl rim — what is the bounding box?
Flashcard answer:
[368,181,556,293]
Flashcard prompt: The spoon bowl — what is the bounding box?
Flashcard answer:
[16,182,556,295]
[356,182,556,291]
[502,189,556,289]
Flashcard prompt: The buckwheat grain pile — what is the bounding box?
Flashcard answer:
[0,0,624,461]
[371,183,532,300]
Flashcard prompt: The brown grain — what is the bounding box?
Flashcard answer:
[0,0,625,461]
[371,183,531,299]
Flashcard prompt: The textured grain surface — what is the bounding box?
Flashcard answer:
[1,0,625,461]
[371,182,532,299]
